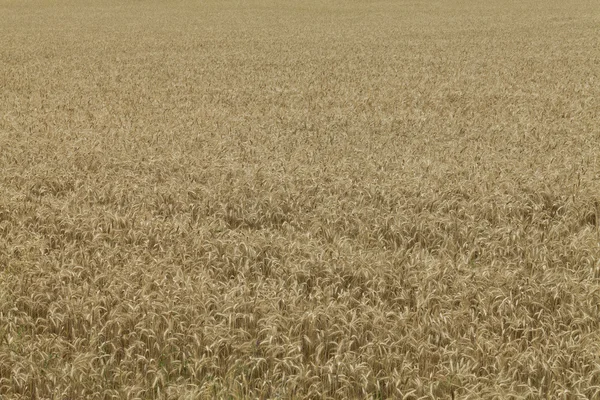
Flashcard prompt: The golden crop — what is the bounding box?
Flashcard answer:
[1,0,599,398]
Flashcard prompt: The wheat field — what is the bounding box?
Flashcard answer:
[1,0,600,398]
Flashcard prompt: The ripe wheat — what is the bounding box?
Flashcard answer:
[1,0,599,398]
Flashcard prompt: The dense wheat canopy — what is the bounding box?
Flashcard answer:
[1,0,600,398]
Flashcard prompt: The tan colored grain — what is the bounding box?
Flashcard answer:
[1,0,600,398]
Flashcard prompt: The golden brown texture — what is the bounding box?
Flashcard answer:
[1,0,600,398]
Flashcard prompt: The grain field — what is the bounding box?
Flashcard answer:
[1,0,600,398]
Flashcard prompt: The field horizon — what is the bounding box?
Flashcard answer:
[1,0,600,398]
